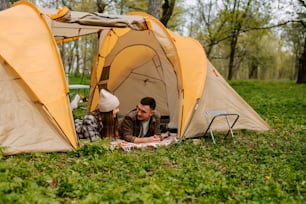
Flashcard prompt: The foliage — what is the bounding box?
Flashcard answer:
[69,74,91,119]
[217,0,271,79]
[237,31,279,79]
[183,0,301,81]
[0,80,305,203]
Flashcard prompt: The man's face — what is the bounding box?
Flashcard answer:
[136,104,153,121]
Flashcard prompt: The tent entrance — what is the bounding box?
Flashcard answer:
[105,42,179,129]
[110,45,168,114]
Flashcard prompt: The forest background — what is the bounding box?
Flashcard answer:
[1,0,306,83]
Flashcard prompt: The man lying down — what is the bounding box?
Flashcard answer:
[114,96,178,151]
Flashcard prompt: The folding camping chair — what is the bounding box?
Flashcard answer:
[204,110,239,144]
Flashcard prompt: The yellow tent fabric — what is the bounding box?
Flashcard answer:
[168,31,207,136]
[0,2,78,155]
[42,6,270,139]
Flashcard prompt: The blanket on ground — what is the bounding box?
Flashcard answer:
[110,134,179,152]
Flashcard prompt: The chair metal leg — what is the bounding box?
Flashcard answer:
[204,111,239,144]
[225,116,235,142]
[209,126,216,144]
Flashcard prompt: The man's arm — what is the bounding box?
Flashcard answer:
[120,116,136,142]
[133,135,160,144]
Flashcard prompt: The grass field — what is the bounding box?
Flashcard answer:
[0,80,305,203]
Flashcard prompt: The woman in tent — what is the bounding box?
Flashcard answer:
[75,89,120,141]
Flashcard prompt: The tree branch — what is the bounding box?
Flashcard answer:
[241,19,306,32]
[298,0,306,8]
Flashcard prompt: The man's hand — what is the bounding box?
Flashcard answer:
[152,135,162,142]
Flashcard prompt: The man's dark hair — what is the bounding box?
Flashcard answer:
[140,97,156,110]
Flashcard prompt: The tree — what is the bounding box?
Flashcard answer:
[296,0,306,83]
[281,22,305,80]
[148,0,162,19]
[190,0,228,58]
[222,0,271,80]
[160,0,176,27]
[280,0,306,83]
[245,31,289,80]
[148,0,176,28]
[96,0,107,13]
[297,35,306,83]
[187,0,271,80]
[0,0,10,10]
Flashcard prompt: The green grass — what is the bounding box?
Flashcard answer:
[0,80,305,203]
[69,74,90,119]
[68,74,91,85]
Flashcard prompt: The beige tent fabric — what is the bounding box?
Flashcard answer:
[42,8,148,42]
[0,60,73,155]
[0,2,78,154]
[76,13,148,30]
[183,61,270,138]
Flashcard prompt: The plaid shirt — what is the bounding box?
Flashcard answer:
[75,109,104,142]
[119,109,161,142]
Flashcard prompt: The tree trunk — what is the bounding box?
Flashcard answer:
[96,0,106,13]
[160,0,175,27]
[148,0,161,19]
[0,0,9,10]
[297,36,306,83]
[249,62,258,79]
[75,39,80,75]
[228,31,238,80]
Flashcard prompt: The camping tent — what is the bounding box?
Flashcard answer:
[43,6,270,138]
[0,2,78,155]
[0,1,269,155]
